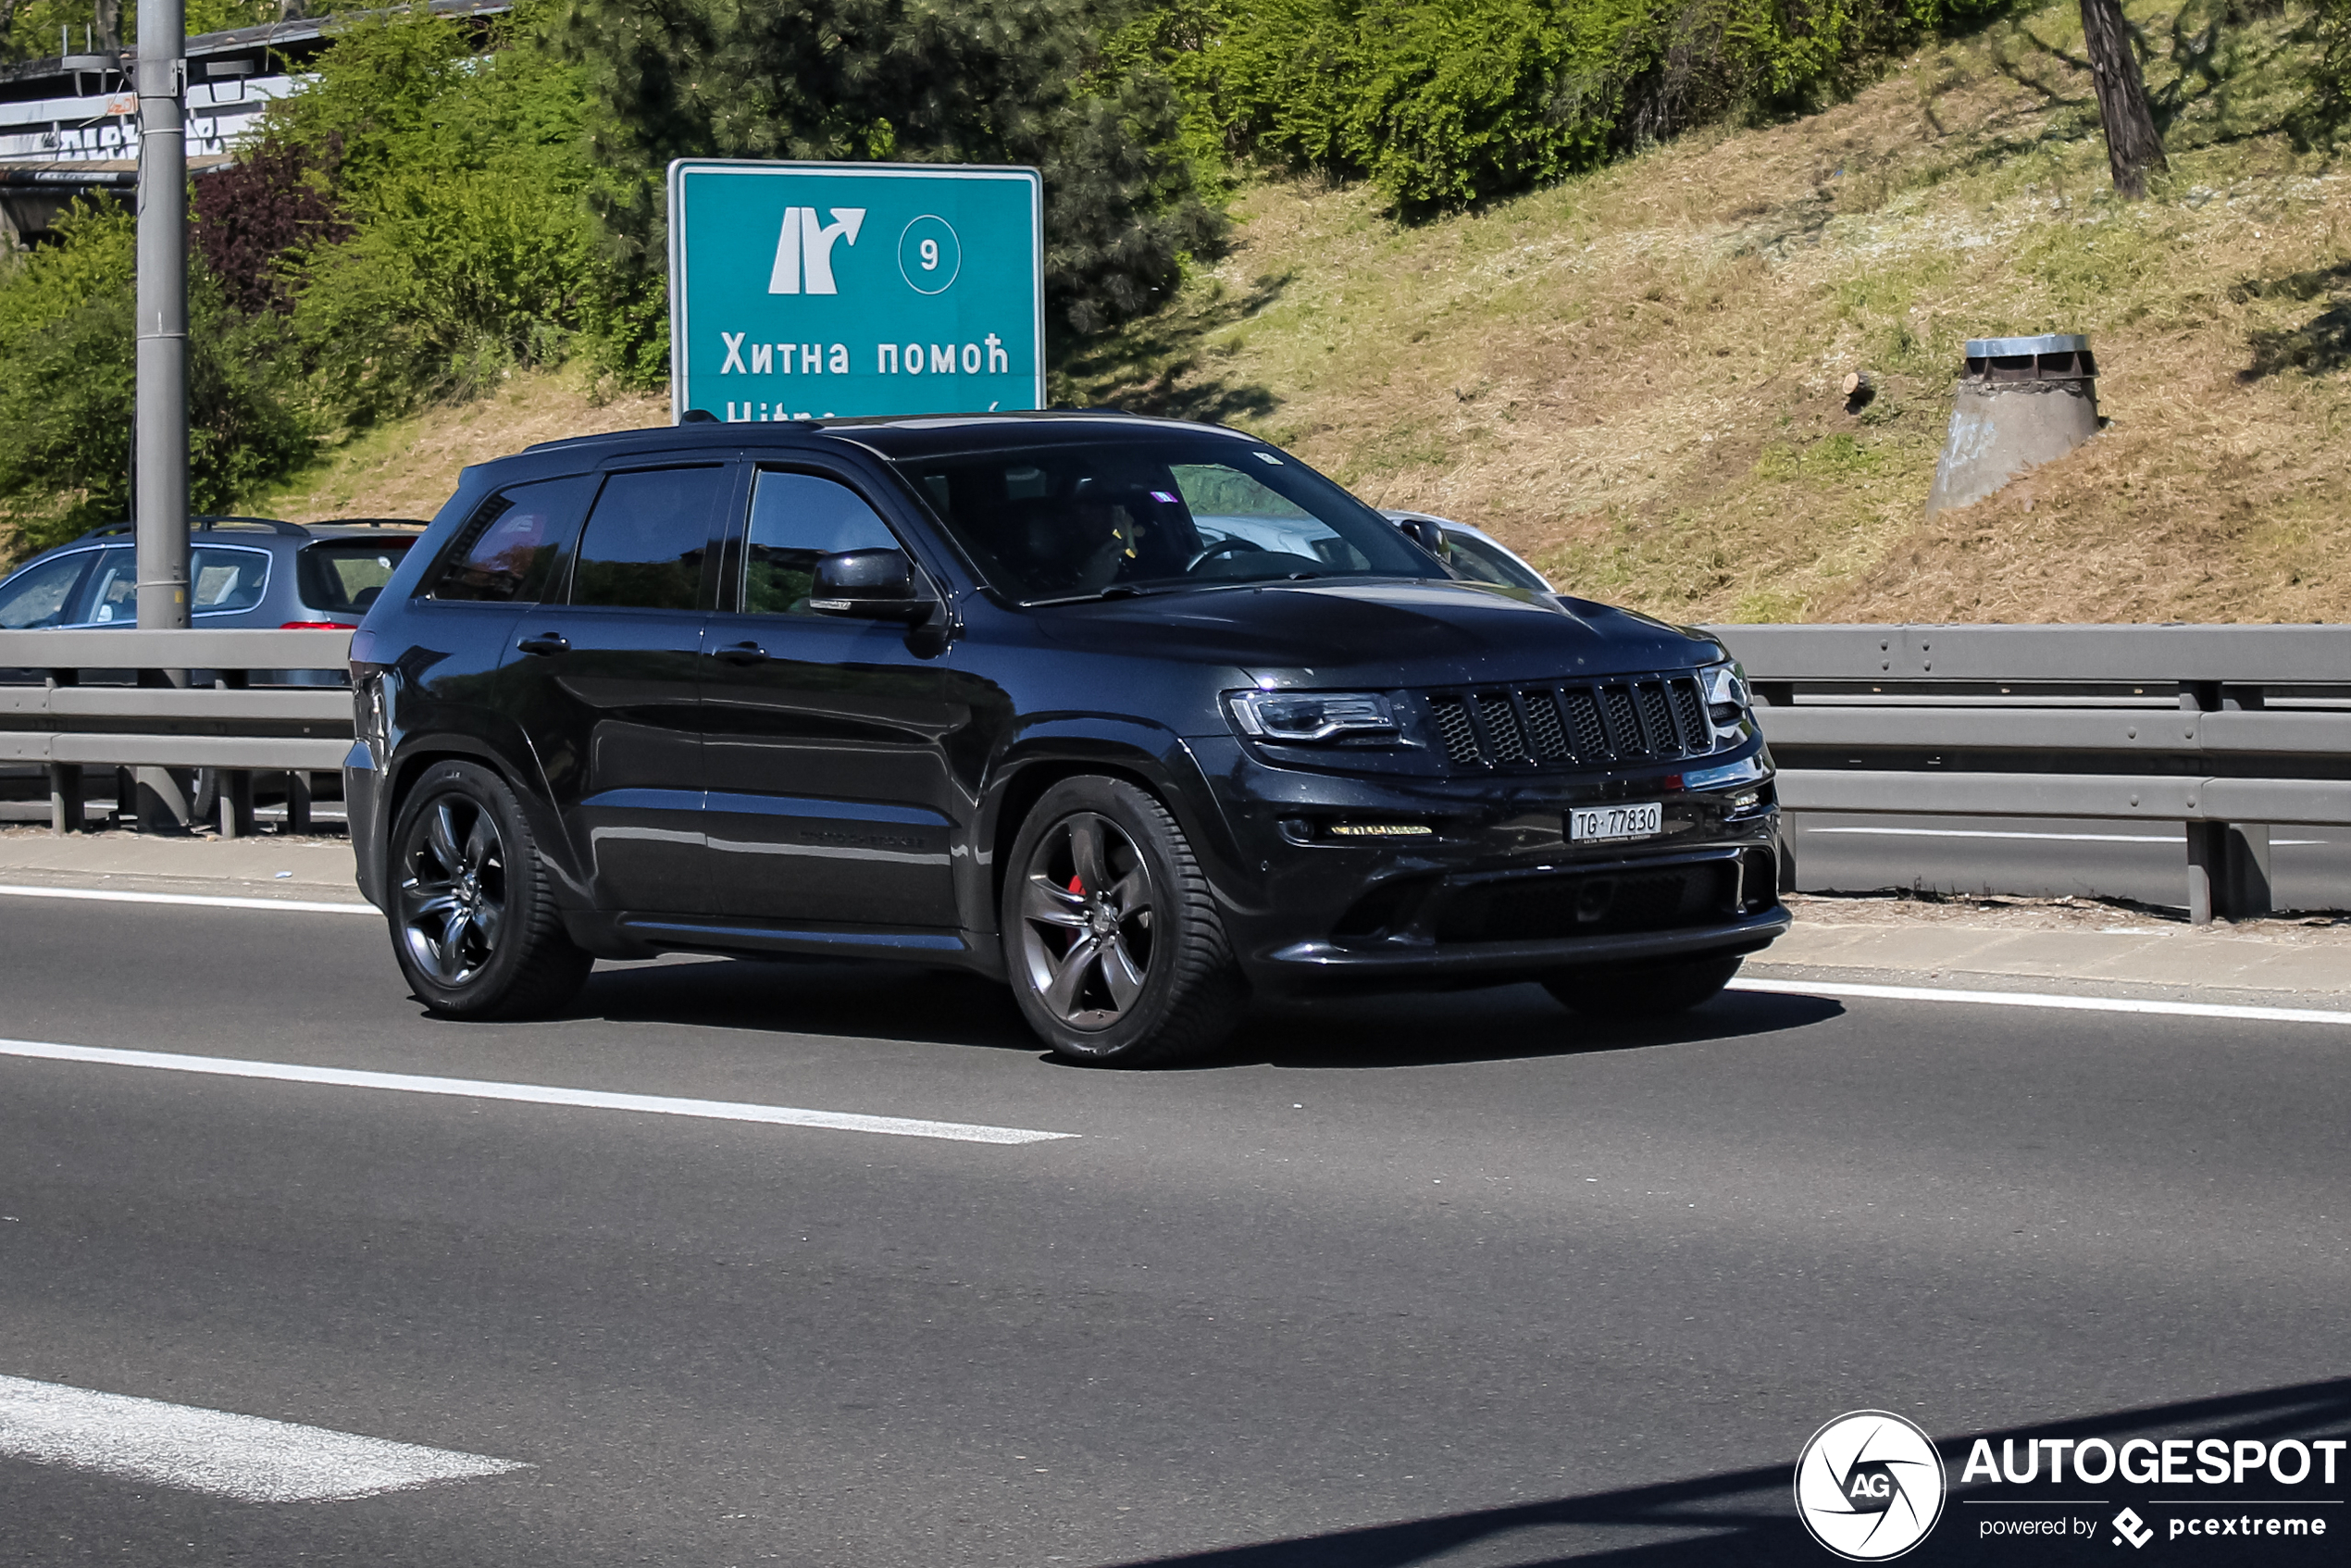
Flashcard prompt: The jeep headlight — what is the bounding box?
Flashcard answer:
[1699,660,1751,728]
[1226,690,1400,744]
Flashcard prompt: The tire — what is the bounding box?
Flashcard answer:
[1544,954,1744,1019]
[386,760,591,1019]
[1001,777,1245,1066]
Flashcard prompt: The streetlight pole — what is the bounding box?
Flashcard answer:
[133,0,191,830]
[133,0,188,634]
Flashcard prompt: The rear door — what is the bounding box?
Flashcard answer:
[699,465,963,929]
[497,463,737,913]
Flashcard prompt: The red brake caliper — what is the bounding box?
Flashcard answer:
[1068,873,1086,896]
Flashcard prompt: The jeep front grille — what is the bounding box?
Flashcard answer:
[1424,675,1713,771]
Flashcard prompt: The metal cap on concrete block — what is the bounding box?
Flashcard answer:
[1926,332,2101,516]
[1962,333,2096,381]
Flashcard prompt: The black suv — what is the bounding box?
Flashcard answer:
[347,414,1785,1064]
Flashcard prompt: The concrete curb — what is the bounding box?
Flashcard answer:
[1765,920,2351,999]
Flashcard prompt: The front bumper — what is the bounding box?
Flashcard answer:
[1185,734,1787,991]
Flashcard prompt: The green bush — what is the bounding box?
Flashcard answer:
[0,203,310,550]
[558,0,1226,337]
[257,2,658,419]
[1158,0,2001,213]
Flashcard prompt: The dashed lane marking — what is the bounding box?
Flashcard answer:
[0,1039,1079,1145]
[0,1375,525,1502]
[0,883,376,914]
[1730,977,2351,1027]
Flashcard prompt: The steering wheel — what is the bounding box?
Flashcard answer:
[1185,537,1267,573]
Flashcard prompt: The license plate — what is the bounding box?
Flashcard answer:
[1569,803,1662,843]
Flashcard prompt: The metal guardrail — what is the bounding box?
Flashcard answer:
[0,628,354,836]
[1710,624,2351,921]
[3,624,2343,918]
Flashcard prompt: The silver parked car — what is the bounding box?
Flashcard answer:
[1381,510,1554,591]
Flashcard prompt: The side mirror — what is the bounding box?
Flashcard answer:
[809,548,935,621]
[1396,516,1449,558]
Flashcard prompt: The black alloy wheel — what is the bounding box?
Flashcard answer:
[1017,810,1156,1029]
[387,760,591,1019]
[1544,953,1745,1019]
[400,793,504,986]
[1003,777,1244,1065]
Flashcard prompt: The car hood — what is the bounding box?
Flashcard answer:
[1027,579,1723,685]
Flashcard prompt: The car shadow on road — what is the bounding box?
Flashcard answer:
[1086,1375,2351,1567]
[1204,986,1844,1071]
[568,957,1843,1069]
[573,955,1045,1052]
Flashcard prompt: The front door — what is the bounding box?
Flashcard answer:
[699,467,963,929]
[496,463,735,912]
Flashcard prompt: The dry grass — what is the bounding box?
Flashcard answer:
[258,362,668,523]
[1061,0,2351,622]
[246,1,2351,622]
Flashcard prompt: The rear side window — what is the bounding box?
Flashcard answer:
[76,548,137,624]
[569,466,728,610]
[0,550,94,628]
[742,470,901,616]
[191,546,270,615]
[298,539,416,615]
[429,476,595,603]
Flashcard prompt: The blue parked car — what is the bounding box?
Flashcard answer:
[0,516,429,634]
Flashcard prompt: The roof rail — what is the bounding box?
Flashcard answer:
[72,515,310,543]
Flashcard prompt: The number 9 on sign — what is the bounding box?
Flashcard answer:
[898,216,961,295]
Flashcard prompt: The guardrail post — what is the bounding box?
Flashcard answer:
[43,667,81,835]
[47,764,81,835]
[218,770,255,839]
[2186,822,2273,924]
[287,771,312,833]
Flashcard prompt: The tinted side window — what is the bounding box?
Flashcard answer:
[191,546,270,615]
[0,551,94,628]
[742,470,901,616]
[74,548,138,625]
[571,467,728,611]
[429,476,595,603]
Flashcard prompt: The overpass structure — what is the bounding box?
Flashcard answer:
[0,0,509,246]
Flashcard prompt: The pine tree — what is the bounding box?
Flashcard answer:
[555,0,1222,339]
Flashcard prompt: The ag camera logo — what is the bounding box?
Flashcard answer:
[1796,1411,1947,1561]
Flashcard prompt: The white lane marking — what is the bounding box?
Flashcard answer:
[1730,977,2351,1027]
[0,1375,523,1503]
[0,1038,1076,1145]
[0,884,376,915]
[1801,827,2325,845]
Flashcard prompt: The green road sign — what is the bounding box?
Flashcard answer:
[667,159,1044,423]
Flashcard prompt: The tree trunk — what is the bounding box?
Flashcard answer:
[93,0,120,52]
[2079,0,2168,198]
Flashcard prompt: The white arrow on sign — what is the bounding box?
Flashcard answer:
[767,206,866,296]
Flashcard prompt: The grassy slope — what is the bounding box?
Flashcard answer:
[253,0,2349,623]
[255,364,668,523]
[1063,0,2351,623]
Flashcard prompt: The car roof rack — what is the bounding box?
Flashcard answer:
[305,516,431,530]
[71,515,310,542]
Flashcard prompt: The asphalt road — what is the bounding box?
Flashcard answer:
[1,892,2345,1566]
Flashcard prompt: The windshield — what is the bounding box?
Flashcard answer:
[889,439,1433,603]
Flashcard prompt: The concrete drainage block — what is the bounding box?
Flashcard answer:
[1922,334,2099,517]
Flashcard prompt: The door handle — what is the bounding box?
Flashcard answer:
[715,641,769,666]
[516,632,569,656]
